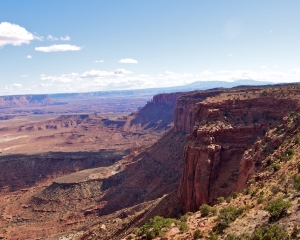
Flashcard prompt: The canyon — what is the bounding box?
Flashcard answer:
[1,84,300,239]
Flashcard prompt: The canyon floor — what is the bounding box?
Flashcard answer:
[0,94,179,239]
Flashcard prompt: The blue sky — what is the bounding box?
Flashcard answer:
[1,1,300,95]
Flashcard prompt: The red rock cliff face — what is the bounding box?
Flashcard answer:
[174,90,224,133]
[178,90,299,212]
[152,92,183,105]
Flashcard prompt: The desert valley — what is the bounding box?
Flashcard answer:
[0,83,299,239]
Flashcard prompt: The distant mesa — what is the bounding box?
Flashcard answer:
[0,94,55,107]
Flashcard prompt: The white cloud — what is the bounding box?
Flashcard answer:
[26,55,32,59]
[35,44,81,52]
[118,58,138,64]
[94,60,104,63]
[40,73,78,82]
[274,65,279,68]
[81,70,113,79]
[261,66,267,69]
[39,83,52,87]
[21,74,28,77]
[47,35,58,41]
[0,22,37,47]
[228,53,233,57]
[60,36,70,41]
[11,83,22,87]
[114,68,132,74]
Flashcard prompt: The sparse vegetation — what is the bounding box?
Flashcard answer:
[264,198,292,222]
[213,206,244,234]
[251,224,288,240]
[136,216,174,239]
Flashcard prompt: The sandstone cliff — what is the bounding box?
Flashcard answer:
[127,92,182,131]
[178,87,300,212]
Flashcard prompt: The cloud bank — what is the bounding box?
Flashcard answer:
[35,44,81,52]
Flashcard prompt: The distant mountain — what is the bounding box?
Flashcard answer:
[49,80,275,99]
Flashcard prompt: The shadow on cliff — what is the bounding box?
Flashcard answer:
[0,150,127,192]
[97,129,186,217]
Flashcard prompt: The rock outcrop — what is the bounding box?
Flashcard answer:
[178,87,300,212]
[128,92,182,131]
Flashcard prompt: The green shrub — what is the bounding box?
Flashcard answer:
[200,204,212,217]
[217,197,225,204]
[251,188,259,197]
[209,231,218,240]
[257,197,264,204]
[264,198,292,222]
[243,187,251,195]
[233,192,239,199]
[186,211,194,216]
[226,197,232,203]
[286,148,294,156]
[211,207,217,215]
[251,224,288,240]
[193,229,203,239]
[294,175,300,191]
[180,212,192,222]
[272,164,281,172]
[138,216,174,238]
[213,206,244,233]
[178,221,189,232]
[297,163,300,173]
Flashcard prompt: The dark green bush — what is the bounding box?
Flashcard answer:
[233,192,239,199]
[251,224,288,240]
[226,197,232,203]
[243,187,251,195]
[297,163,300,173]
[217,197,225,204]
[209,231,218,240]
[193,229,203,239]
[294,175,300,191]
[272,164,281,172]
[264,198,292,222]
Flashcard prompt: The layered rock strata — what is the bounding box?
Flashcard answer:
[178,88,300,212]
